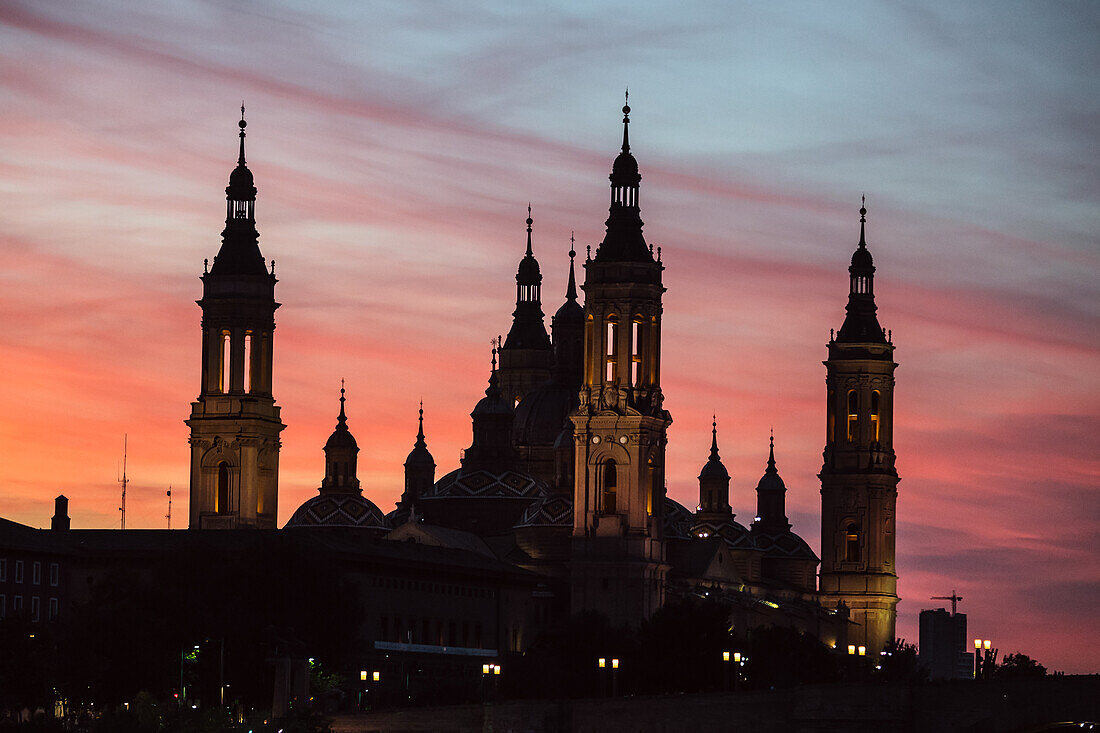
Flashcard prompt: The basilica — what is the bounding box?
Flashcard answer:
[0,103,900,690]
[180,100,899,655]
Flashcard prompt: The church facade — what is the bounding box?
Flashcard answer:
[182,102,899,653]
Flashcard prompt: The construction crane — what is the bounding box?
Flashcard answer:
[931,590,963,616]
[117,434,128,530]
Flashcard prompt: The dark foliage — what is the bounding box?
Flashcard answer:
[996,652,1047,678]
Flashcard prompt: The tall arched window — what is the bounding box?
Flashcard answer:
[217,462,230,514]
[846,390,859,442]
[243,332,253,393]
[630,318,642,386]
[220,331,231,393]
[844,524,861,563]
[602,460,617,513]
[827,389,836,442]
[605,317,618,383]
[870,390,881,442]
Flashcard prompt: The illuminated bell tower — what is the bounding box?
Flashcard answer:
[187,109,284,529]
[819,199,899,653]
[570,98,672,624]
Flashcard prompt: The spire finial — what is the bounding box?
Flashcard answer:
[416,399,426,445]
[566,233,578,302]
[337,379,347,424]
[525,204,534,257]
[767,429,777,471]
[858,194,867,248]
[621,90,631,153]
[237,103,247,166]
[709,414,720,461]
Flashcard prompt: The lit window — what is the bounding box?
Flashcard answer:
[870,390,881,442]
[602,460,617,513]
[243,332,252,393]
[605,318,618,382]
[846,390,859,442]
[631,319,641,386]
[845,524,861,563]
[220,331,231,393]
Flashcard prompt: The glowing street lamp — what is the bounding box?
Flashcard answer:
[848,645,856,656]
[373,671,381,682]
[598,657,606,668]
[360,670,368,682]
[858,646,866,657]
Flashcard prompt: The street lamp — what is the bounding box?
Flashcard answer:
[598,657,606,668]
[858,646,866,657]
[973,639,982,679]
[848,645,856,656]
[360,670,368,682]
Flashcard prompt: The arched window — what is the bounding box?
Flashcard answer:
[219,331,232,393]
[217,462,230,514]
[243,332,253,393]
[871,390,881,442]
[631,317,642,386]
[605,317,618,383]
[844,524,861,563]
[846,390,859,442]
[602,460,617,513]
[827,389,836,442]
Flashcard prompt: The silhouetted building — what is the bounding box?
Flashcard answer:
[920,608,973,680]
[2,99,904,667]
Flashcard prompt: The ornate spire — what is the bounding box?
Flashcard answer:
[753,431,788,529]
[238,103,247,165]
[766,429,777,474]
[566,233,578,302]
[621,89,630,153]
[337,378,347,427]
[526,204,533,257]
[415,399,426,446]
[709,414,720,462]
[858,194,867,249]
[835,196,886,344]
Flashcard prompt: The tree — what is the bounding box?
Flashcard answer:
[996,652,1046,678]
[874,638,927,683]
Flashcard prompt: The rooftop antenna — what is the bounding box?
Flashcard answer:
[166,487,172,530]
[117,434,128,530]
[931,590,963,616]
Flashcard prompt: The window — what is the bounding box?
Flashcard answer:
[602,460,617,513]
[243,332,252,393]
[220,331,231,393]
[631,319,641,385]
[49,598,58,620]
[13,596,22,613]
[217,462,230,514]
[31,596,39,622]
[605,318,617,382]
[870,390,881,442]
[49,563,59,587]
[32,562,41,585]
[846,390,859,442]
[0,595,5,619]
[15,561,23,584]
[827,390,835,442]
[0,559,6,582]
[844,524,861,563]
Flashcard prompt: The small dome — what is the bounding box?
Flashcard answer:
[513,383,577,447]
[756,467,785,493]
[325,425,357,451]
[228,163,254,192]
[473,389,511,417]
[285,493,387,530]
[405,442,433,467]
[851,245,874,270]
[517,254,541,283]
[554,297,584,324]
[699,458,729,481]
[514,494,572,528]
[692,516,755,550]
[751,528,818,561]
[611,151,640,185]
[663,497,694,540]
[424,468,547,500]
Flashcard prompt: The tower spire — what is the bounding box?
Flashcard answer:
[621,89,630,153]
[709,414,720,461]
[768,428,776,471]
[566,233,578,302]
[858,194,867,248]
[526,204,533,257]
[337,378,347,426]
[416,399,426,446]
[238,103,247,165]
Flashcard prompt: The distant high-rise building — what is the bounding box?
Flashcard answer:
[919,608,973,680]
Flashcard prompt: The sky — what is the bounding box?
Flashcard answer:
[1,0,1097,672]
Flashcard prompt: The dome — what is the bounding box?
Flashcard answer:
[285,493,387,530]
[851,245,874,270]
[514,493,572,529]
[756,466,785,492]
[405,442,433,467]
[325,425,358,451]
[612,150,639,180]
[663,497,694,540]
[228,163,255,193]
[699,458,729,481]
[424,468,547,501]
[750,528,818,561]
[554,297,583,324]
[692,516,755,550]
[472,371,511,417]
[512,382,577,447]
[517,254,541,282]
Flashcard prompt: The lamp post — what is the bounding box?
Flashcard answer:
[611,659,620,698]
[973,639,982,679]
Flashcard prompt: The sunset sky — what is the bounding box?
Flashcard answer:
[1,1,1097,672]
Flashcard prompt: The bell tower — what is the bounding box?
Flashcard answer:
[570,97,672,624]
[187,108,284,529]
[819,199,899,653]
